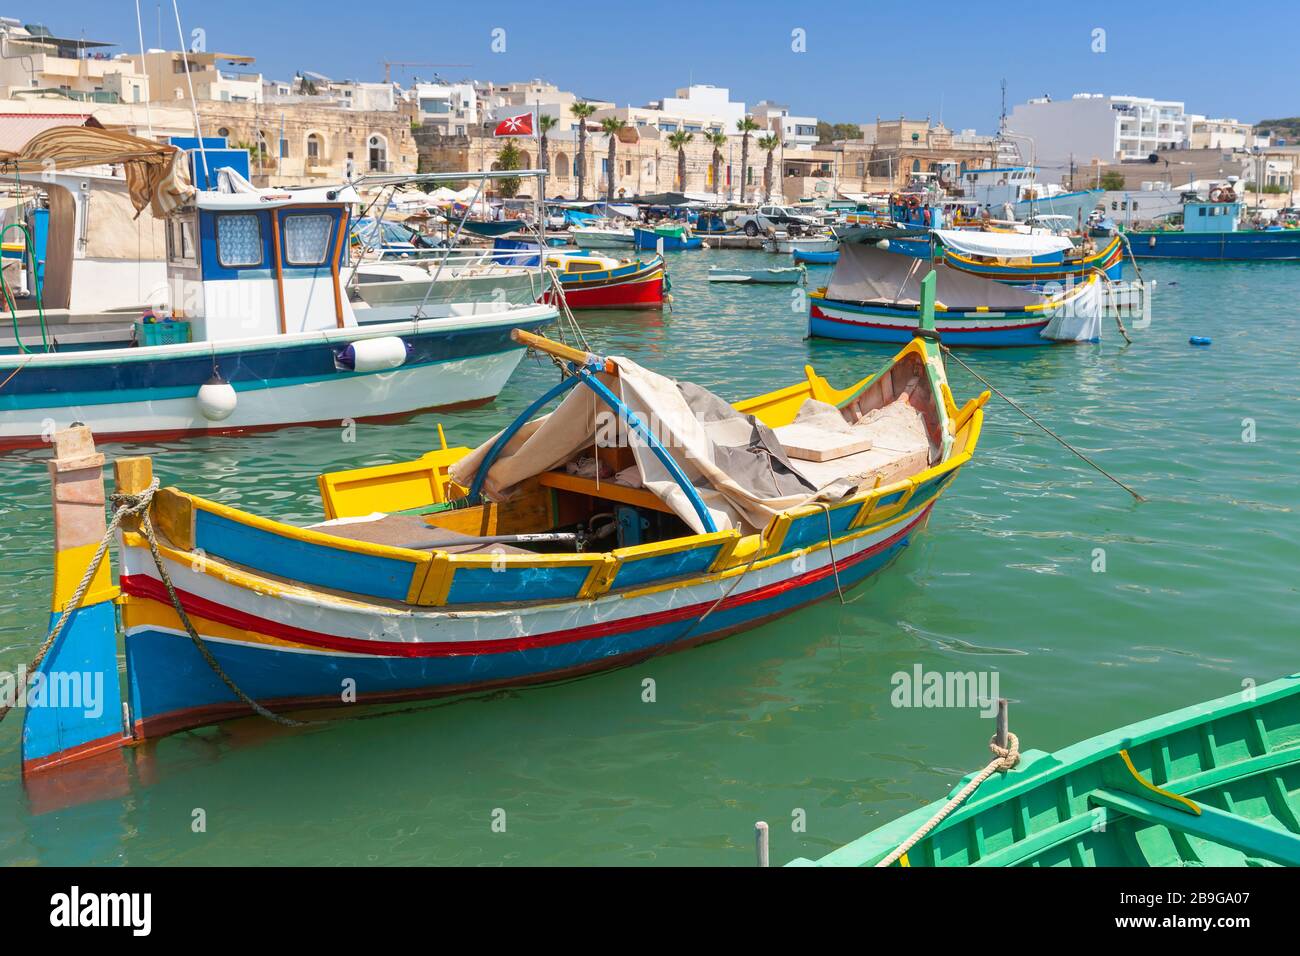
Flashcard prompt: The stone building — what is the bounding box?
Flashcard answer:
[197,99,419,186]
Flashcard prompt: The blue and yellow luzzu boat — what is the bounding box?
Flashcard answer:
[23,294,987,777]
[884,233,1124,284]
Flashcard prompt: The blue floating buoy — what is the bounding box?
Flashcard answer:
[1189,336,1212,347]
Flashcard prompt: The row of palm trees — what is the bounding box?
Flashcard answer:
[535,102,783,203]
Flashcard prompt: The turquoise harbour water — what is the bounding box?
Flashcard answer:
[0,250,1296,866]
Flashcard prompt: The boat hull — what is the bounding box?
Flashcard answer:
[117,498,938,739]
[0,311,555,449]
[633,227,702,251]
[1127,229,1300,260]
[792,249,840,265]
[810,298,1056,347]
[543,258,666,309]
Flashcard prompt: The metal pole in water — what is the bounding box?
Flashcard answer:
[995,698,1009,750]
[755,821,770,867]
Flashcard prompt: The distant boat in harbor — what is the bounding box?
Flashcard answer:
[1126,184,1300,260]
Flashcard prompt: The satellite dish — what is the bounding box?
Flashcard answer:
[1147,153,1159,164]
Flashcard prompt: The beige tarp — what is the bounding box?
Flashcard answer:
[0,125,195,217]
[82,178,166,261]
[450,358,830,534]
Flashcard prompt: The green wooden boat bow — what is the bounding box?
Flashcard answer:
[791,674,1300,867]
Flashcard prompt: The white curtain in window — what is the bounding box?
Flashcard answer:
[283,214,332,265]
[216,214,262,267]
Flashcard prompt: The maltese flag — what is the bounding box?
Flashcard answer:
[493,111,534,137]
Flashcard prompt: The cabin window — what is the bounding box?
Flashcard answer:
[215,213,263,268]
[1199,207,1207,216]
[566,260,602,273]
[283,214,334,266]
[167,217,196,263]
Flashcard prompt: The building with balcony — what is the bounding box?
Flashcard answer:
[0,18,149,103]
[1006,92,1191,174]
[133,49,263,104]
[752,101,819,150]
[411,81,478,136]
[1187,116,1254,151]
[653,84,746,131]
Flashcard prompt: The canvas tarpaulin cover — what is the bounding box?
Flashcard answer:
[825,242,1045,310]
[449,358,869,535]
[932,228,1073,259]
[0,125,194,217]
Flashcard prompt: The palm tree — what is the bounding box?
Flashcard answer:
[599,117,627,202]
[569,101,597,199]
[667,131,693,192]
[735,116,760,202]
[757,133,780,203]
[538,114,558,178]
[705,131,728,198]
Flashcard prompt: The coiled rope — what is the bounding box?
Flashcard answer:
[0,479,303,729]
[875,733,1021,867]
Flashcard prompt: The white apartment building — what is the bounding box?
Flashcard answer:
[752,100,818,150]
[655,84,746,131]
[0,18,149,103]
[412,80,478,135]
[1007,92,1190,171]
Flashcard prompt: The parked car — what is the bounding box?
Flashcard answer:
[736,204,823,237]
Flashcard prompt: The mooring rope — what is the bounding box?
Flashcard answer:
[941,345,1145,502]
[875,732,1021,868]
[0,479,303,729]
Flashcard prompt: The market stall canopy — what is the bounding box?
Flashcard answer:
[933,228,1073,258]
[826,242,1045,310]
[0,124,194,216]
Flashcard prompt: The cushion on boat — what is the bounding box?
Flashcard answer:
[782,397,932,491]
[309,513,531,554]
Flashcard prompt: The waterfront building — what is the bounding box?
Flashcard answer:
[1006,92,1191,172]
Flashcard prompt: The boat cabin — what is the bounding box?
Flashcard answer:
[166,185,360,341]
[1182,200,1241,234]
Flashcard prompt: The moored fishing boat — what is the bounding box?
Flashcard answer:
[1127,188,1300,260]
[541,250,666,309]
[791,674,1300,867]
[707,265,804,284]
[792,248,840,265]
[0,131,557,448]
[22,309,987,777]
[809,242,1102,347]
[568,222,636,248]
[633,224,703,251]
[883,230,1125,284]
[764,234,837,254]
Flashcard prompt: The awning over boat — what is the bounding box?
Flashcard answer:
[0,124,194,217]
[826,242,1045,310]
[934,229,1073,259]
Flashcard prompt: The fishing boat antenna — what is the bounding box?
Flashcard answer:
[171,0,210,187]
[133,0,154,139]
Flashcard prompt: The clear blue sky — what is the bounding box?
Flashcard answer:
[39,0,1300,130]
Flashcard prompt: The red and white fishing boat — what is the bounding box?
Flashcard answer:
[541,250,665,310]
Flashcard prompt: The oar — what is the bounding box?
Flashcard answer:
[940,346,1146,503]
[511,327,616,373]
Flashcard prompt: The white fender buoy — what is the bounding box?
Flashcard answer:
[336,337,411,373]
[877,239,891,251]
[196,373,237,422]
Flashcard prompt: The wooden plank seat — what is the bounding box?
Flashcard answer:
[537,469,677,514]
[309,513,532,554]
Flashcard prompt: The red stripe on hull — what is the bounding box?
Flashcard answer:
[809,303,1048,333]
[121,505,931,659]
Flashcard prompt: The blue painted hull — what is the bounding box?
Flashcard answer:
[1128,229,1300,260]
[792,249,840,264]
[633,227,702,251]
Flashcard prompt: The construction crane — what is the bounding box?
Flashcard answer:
[381,60,470,84]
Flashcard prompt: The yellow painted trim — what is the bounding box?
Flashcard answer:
[414,553,455,606]
[762,513,793,557]
[613,529,738,563]
[443,551,607,572]
[579,554,621,599]
[1118,749,1201,815]
[52,540,118,612]
[317,447,470,520]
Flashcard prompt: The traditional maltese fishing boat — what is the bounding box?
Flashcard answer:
[809,242,1102,347]
[21,276,987,776]
[884,230,1124,285]
[0,129,556,448]
[791,674,1300,867]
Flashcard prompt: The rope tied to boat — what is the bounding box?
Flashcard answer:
[875,732,1021,868]
[0,479,304,730]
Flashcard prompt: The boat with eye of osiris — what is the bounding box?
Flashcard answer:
[23,278,987,776]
